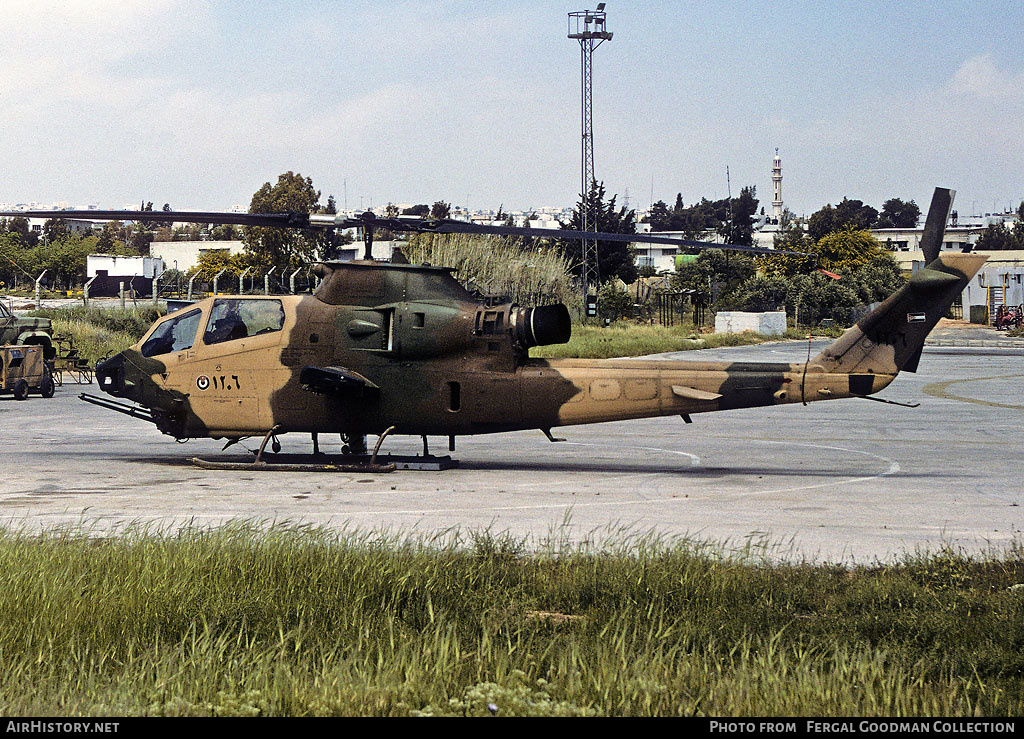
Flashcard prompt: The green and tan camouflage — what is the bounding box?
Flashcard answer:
[0,301,54,359]
[92,250,986,449]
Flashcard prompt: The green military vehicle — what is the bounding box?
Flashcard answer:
[0,300,55,359]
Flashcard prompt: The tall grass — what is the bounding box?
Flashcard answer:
[0,523,1020,716]
[531,323,823,359]
[28,306,163,365]
[404,233,579,309]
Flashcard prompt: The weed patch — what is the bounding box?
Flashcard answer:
[0,524,1019,716]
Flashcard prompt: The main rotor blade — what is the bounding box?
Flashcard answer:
[0,209,311,228]
[0,209,795,256]
[395,218,784,256]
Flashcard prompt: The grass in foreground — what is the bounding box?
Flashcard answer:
[0,524,1020,716]
[531,322,841,359]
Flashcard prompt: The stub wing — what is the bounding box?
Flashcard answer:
[299,366,380,396]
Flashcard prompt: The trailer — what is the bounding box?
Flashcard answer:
[1,345,55,400]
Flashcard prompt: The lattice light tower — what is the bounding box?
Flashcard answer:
[568,4,612,294]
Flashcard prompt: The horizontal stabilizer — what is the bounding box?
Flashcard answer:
[672,385,722,401]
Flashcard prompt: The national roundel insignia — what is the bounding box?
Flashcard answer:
[197,375,210,390]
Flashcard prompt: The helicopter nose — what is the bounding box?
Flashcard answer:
[96,353,128,396]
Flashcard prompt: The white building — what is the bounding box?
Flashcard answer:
[894,250,1024,323]
[86,254,164,279]
[85,254,165,297]
[149,240,246,273]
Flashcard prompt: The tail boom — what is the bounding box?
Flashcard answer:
[519,252,984,430]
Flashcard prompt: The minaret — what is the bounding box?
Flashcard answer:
[771,148,783,221]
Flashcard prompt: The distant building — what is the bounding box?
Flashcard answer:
[771,149,783,221]
[149,241,246,273]
[874,225,987,252]
[86,254,164,297]
[893,250,1024,323]
[872,210,1020,252]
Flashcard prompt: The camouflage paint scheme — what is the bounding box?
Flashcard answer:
[0,302,53,358]
[95,252,986,445]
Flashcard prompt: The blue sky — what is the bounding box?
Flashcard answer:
[1,0,1022,217]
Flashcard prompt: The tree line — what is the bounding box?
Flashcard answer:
[3,168,1020,319]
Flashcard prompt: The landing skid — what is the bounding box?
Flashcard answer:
[191,423,399,473]
[190,455,397,473]
[191,452,458,472]
[188,424,459,472]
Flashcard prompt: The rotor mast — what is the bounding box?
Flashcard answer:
[568,4,612,295]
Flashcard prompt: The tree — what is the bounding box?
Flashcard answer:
[974,223,1023,251]
[152,226,174,242]
[402,204,430,217]
[648,200,671,231]
[119,223,153,255]
[762,227,883,278]
[673,249,755,306]
[42,218,70,244]
[211,224,239,241]
[717,185,758,246]
[5,217,37,246]
[430,201,451,219]
[655,187,758,243]
[186,250,255,282]
[732,252,904,327]
[597,281,634,321]
[876,198,921,229]
[40,234,95,290]
[835,198,878,231]
[559,180,638,284]
[243,171,329,271]
[808,198,878,241]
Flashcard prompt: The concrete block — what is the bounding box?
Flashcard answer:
[715,310,787,336]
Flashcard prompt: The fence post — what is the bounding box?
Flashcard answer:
[289,267,301,294]
[264,266,277,295]
[238,268,251,295]
[212,268,227,297]
[187,274,197,302]
[34,270,47,309]
[83,275,97,307]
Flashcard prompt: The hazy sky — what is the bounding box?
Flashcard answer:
[1,0,1022,217]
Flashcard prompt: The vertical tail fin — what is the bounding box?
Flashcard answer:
[813,252,986,376]
[919,187,955,264]
[812,187,980,378]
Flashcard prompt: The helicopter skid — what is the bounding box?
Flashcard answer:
[190,454,397,473]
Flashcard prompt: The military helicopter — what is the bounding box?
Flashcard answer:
[1,188,983,472]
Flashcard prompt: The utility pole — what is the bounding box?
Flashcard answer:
[568,4,612,298]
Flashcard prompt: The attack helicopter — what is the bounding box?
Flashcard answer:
[1,188,983,472]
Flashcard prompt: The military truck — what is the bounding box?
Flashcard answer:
[1,344,54,399]
[0,300,55,359]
